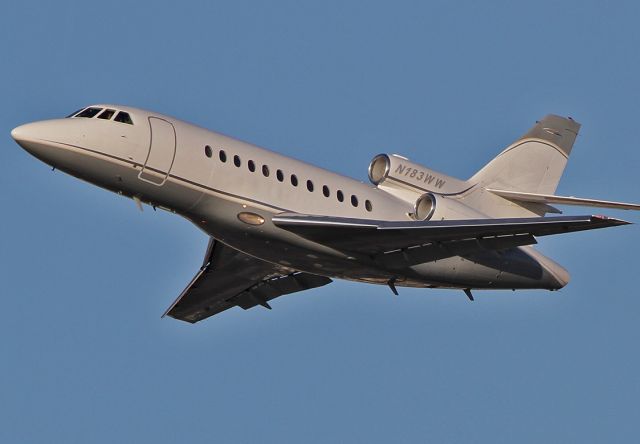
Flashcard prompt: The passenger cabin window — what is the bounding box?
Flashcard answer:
[336,190,344,202]
[204,145,212,158]
[76,107,103,118]
[233,155,241,167]
[248,160,256,172]
[276,170,284,182]
[306,180,314,192]
[365,200,373,212]
[219,150,227,162]
[262,165,270,177]
[291,174,298,186]
[98,109,116,120]
[322,185,330,197]
[114,111,133,125]
[351,195,359,207]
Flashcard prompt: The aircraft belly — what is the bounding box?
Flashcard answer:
[408,247,565,290]
[183,193,397,282]
[180,184,567,291]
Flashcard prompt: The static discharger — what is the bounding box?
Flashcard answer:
[133,196,143,212]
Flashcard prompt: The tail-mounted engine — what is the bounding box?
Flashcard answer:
[414,192,436,220]
[410,191,486,221]
[368,153,468,195]
[369,154,485,220]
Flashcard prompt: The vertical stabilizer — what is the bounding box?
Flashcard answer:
[463,115,581,217]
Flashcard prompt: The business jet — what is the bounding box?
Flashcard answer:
[11,105,640,323]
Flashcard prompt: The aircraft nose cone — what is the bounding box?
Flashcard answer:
[10,120,61,161]
[11,122,41,156]
[11,121,47,147]
[11,124,29,142]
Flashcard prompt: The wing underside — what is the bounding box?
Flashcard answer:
[164,238,332,323]
[166,214,628,323]
[272,213,630,256]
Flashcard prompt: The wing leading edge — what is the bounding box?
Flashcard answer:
[164,238,332,323]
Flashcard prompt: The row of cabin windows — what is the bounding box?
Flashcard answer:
[204,145,373,212]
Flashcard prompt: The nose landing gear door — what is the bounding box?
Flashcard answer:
[139,117,176,186]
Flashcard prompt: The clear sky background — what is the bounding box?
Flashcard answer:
[2,1,639,442]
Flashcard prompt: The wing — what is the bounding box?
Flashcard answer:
[272,213,630,258]
[164,238,332,323]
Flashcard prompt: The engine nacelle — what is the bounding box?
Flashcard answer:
[412,192,487,221]
[369,154,486,220]
[368,154,486,220]
[368,153,468,195]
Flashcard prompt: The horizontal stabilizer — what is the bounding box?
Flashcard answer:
[488,189,640,210]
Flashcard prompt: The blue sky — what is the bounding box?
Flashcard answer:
[2,1,640,442]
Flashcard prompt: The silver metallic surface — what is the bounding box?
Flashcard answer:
[413,193,436,221]
[11,106,637,322]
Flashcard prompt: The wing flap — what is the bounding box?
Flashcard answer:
[375,233,537,269]
[487,188,640,210]
[232,273,333,310]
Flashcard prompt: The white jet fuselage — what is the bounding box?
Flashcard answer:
[12,105,575,295]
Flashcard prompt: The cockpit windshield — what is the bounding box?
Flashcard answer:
[114,111,133,124]
[66,106,134,125]
[76,107,103,118]
[97,109,116,120]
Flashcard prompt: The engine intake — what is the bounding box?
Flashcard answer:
[368,153,468,195]
[414,193,436,221]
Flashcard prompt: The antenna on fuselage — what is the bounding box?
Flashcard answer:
[387,278,399,296]
[133,195,143,212]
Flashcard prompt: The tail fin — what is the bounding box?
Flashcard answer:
[471,115,580,194]
[465,115,581,217]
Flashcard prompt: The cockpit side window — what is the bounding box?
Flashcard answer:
[114,111,133,125]
[97,109,116,120]
[76,107,103,118]
[66,108,85,118]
